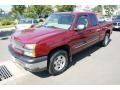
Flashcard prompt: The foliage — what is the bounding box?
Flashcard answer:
[92,5,117,16]
[33,5,53,15]
[104,5,117,16]
[11,5,26,15]
[23,5,53,18]
[92,5,102,13]
[0,19,15,26]
[24,6,36,18]
[10,5,76,18]
[55,5,76,12]
[0,8,5,15]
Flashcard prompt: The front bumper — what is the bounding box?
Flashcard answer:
[8,45,48,72]
[113,25,120,29]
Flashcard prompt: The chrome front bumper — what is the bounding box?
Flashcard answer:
[8,45,47,72]
[113,25,120,29]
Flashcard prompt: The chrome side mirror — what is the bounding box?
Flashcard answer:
[76,24,86,30]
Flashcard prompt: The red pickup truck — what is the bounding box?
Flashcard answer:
[9,12,112,75]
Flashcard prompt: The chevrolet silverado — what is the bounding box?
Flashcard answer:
[9,12,112,75]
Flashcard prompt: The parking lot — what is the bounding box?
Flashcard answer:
[0,30,120,85]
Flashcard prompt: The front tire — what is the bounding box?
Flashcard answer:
[48,50,69,76]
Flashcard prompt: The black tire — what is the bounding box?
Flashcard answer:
[48,50,69,75]
[101,33,110,47]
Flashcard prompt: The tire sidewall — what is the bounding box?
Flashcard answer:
[48,50,68,75]
[103,33,110,46]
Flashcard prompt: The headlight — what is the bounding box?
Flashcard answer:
[24,44,36,57]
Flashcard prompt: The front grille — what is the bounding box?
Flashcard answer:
[12,39,23,48]
[118,23,120,26]
[0,65,12,81]
[15,40,23,47]
[113,23,117,25]
[11,39,24,53]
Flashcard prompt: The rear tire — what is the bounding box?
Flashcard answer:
[48,50,69,76]
[101,33,110,46]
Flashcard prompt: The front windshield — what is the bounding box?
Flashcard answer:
[41,14,74,30]
[19,19,33,24]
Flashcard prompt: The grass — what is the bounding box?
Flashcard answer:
[0,25,15,29]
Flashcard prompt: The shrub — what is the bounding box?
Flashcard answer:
[0,19,15,26]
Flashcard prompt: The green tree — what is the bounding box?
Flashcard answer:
[32,5,53,15]
[11,5,26,15]
[55,5,76,12]
[24,5,53,18]
[42,5,54,14]
[92,5,102,13]
[104,5,117,16]
[92,5,117,16]
[24,6,36,18]
[0,8,5,16]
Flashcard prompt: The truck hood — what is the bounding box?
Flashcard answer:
[12,27,66,44]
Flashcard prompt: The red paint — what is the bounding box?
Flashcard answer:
[11,12,112,57]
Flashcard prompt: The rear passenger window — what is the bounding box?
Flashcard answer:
[89,14,98,26]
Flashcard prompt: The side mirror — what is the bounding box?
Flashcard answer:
[76,24,86,30]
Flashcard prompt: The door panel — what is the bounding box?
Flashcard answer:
[70,15,90,54]
[67,30,87,54]
[87,14,101,45]
[73,30,88,53]
[67,14,100,55]
[85,26,100,46]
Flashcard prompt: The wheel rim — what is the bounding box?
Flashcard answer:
[105,34,109,45]
[53,55,66,71]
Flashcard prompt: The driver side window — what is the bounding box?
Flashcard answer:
[75,15,88,30]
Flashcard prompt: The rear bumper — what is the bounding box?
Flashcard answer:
[8,45,48,72]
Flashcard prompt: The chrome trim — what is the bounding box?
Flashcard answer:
[75,38,99,48]
[11,39,24,51]
[113,25,120,28]
[11,39,34,54]
[14,57,47,72]
[9,45,48,72]
[96,29,101,31]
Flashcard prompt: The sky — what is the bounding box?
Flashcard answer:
[0,5,12,12]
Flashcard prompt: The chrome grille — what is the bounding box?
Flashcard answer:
[11,39,24,51]
[118,23,120,26]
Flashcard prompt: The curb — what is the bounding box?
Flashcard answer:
[0,36,9,40]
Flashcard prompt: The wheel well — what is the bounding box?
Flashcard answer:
[105,30,111,38]
[47,45,70,67]
[48,45,70,59]
[106,30,110,34]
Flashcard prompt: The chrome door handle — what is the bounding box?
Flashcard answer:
[96,29,101,31]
